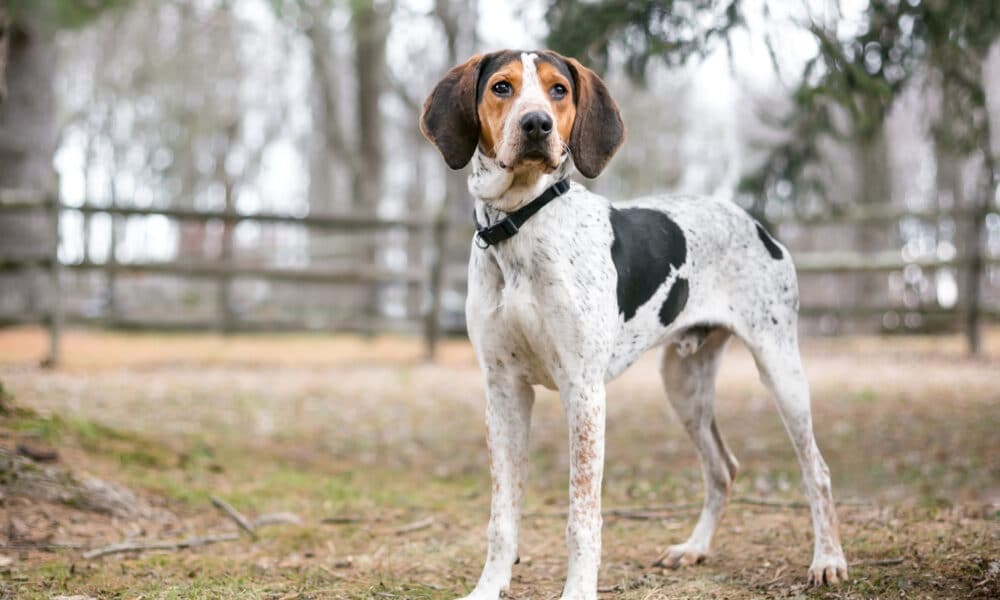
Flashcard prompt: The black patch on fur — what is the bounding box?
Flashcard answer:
[609,207,687,321]
[659,277,689,326]
[755,223,784,260]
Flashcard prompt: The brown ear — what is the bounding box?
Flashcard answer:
[560,55,625,178]
[420,54,484,170]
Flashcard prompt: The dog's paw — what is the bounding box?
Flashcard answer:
[807,555,848,586]
[651,543,707,569]
[455,590,504,600]
[456,579,513,600]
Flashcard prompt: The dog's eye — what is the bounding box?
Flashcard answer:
[550,84,567,100]
[491,81,512,97]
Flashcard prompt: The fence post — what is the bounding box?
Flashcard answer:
[965,184,989,355]
[44,189,62,368]
[217,213,235,333]
[106,190,119,325]
[424,208,447,360]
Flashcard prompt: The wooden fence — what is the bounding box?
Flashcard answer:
[0,188,455,364]
[1,187,997,366]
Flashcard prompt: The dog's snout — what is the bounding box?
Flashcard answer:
[520,111,553,142]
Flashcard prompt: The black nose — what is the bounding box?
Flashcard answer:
[520,111,553,142]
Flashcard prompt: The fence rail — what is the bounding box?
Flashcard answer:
[1,188,998,365]
[11,252,998,277]
[794,252,1000,273]
[0,190,456,364]
[766,204,984,225]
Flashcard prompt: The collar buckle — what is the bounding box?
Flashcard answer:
[474,218,517,248]
[471,179,570,250]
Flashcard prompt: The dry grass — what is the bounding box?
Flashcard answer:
[0,326,998,599]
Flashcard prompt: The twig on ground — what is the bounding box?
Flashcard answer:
[322,516,366,524]
[528,498,870,520]
[530,496,877,527]
[837,498,872,506]
[598,576,653,594]
[83,533,240,559]
[850,557,905,567]
[733,497,810,509]
[394,516,434,535]
[761,564,789,586]
[605,510,675,520]
[210,495,257,539]
[605,505,701,520]
[526,503,700,520]
[0,542,86,550]
[522,510,569,519]
[732,497,872,509]
[253,512,302,527]
[837,499,873,506]
[16,442,59,462]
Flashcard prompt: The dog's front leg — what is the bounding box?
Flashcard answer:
[561,379,606,600]
[462,374,534,600]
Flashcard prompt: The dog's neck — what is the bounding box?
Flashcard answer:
[469,148,574,221]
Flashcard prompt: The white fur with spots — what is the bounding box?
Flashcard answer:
[454,54,847,600]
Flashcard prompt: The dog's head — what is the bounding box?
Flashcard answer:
[420,50,624,179]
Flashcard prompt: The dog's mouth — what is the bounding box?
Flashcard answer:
[499,148,560,173]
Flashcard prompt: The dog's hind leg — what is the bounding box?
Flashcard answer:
[746,326,847,586]
[654,327,737,568]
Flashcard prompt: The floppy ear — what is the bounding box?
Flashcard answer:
[562,56,625,178]
[420,54,484,170]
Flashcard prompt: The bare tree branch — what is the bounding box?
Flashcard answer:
[83,533,240,559]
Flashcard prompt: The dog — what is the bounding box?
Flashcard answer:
[419,50,848,600]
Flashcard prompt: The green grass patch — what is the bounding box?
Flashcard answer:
[3,405,177,470]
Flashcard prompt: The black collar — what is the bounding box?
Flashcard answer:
[473,179,570,249]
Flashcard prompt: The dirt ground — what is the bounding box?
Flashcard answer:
[0,326,998,599]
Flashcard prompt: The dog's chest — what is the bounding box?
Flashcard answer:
[487,252,573,387]
[470,206,624,386]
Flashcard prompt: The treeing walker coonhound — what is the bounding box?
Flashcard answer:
[419,49,847,600]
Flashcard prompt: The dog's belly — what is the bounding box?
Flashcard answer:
[606,328,661,380]
[605,300,684,381]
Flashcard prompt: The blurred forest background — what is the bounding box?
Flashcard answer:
[1,0,999,358]
[1,3,999,598]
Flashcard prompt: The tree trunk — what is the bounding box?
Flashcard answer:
[0,5,10,101]
[351,1,387,214]
[351,0,390,330]
[423,0,479,343]
[963,53,999,355]
[854,128,891,320]
[216,122,239,332]
[0,17,56,202]
[435,0,477,223]
[305,12,345,215]
[0,16,57,317]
